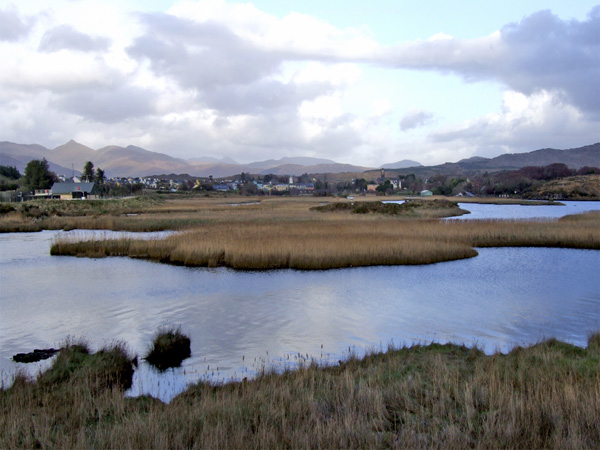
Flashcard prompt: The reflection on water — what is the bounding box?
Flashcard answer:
[1,228,599,402]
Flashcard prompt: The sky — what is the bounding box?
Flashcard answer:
[1,0,599,167]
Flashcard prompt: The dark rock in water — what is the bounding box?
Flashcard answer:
[13,348,60,363]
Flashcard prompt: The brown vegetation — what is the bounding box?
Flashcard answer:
[49,196,600,269]
[312,198,468,218]
[532,174,600,200]
[2,335,598,449]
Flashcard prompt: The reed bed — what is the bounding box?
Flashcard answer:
[51,208,600,269]
[0,212,43,232]
[51,220,480,269]
[2,335,598,449]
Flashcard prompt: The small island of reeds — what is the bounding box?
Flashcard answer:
[47,196,600,270]
[311,198,469,218]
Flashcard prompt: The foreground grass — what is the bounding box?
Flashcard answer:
[2,335,599,449]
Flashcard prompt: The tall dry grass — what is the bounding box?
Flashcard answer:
[0,212,42,232]
[2,335,599,449]
[51,208,600,269]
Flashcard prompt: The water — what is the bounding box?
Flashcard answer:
[1,215,599,401]
[452,200,600,220]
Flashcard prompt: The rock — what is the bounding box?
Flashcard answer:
[13,348,60,363]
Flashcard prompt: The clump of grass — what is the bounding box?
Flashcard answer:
[39,339,135,392]
[313,199,467,218]
[0,211,43,233]
[145,327,191,371]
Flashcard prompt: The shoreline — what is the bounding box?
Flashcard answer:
[2,334,599,448]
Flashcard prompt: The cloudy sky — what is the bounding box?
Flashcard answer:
[1,0,599,166]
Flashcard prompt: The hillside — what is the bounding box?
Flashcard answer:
[380,143,600,179]
[0,141,373,177]
[381,159,422,169]
[1,140,598,179]
[531,174,600,200]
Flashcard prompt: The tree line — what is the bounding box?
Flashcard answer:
[0,159,107,192]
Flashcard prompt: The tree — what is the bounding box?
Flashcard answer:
[577,166,600,175]
[353,178,368,193]
[95,167,106,184]
[0,165,21,179]
[240,182,259,196]
[543,163,573,180]
[83,161,95,182]
[24,158,56,191]
[376,179,393,194]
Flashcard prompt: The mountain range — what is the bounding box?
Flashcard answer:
[390,143,600,178]
[1,140,598,179]
[0,140,376,178]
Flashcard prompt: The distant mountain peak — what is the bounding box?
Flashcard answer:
[381,159,422,169]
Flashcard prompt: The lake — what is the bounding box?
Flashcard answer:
[385,199,600,220]
[1,202,599,401]
[452,200,600,220]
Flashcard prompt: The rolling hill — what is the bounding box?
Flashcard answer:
[1,140,598,179]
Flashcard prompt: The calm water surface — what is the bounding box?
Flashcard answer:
[452,200,600,220]
[1,213,599,401]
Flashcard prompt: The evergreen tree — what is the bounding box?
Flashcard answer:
[95,167,106,184]
[0,165,21,179]
[23,158,56,191]
[83,161,95,182]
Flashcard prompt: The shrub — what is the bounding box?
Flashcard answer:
[0,204,16,215]
[145,327,191,371]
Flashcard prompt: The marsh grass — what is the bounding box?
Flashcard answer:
[51,219,480,268]
[50,203,600,269]
[145,327,191,371]
[0,211,43,232]
[1,335,598,449]
[36,338,134,392]
[312,199,468,218]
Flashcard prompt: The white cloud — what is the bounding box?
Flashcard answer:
[0,5,36,41]
[370,99,392,118]
[291,62,362,87]
[38,24,111,53]
[375,8,600,115]
[0,1,598,168]
[431,90,596,156]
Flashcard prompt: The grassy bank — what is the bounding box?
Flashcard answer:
[2,335,598,449]
[0,196,182,233]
